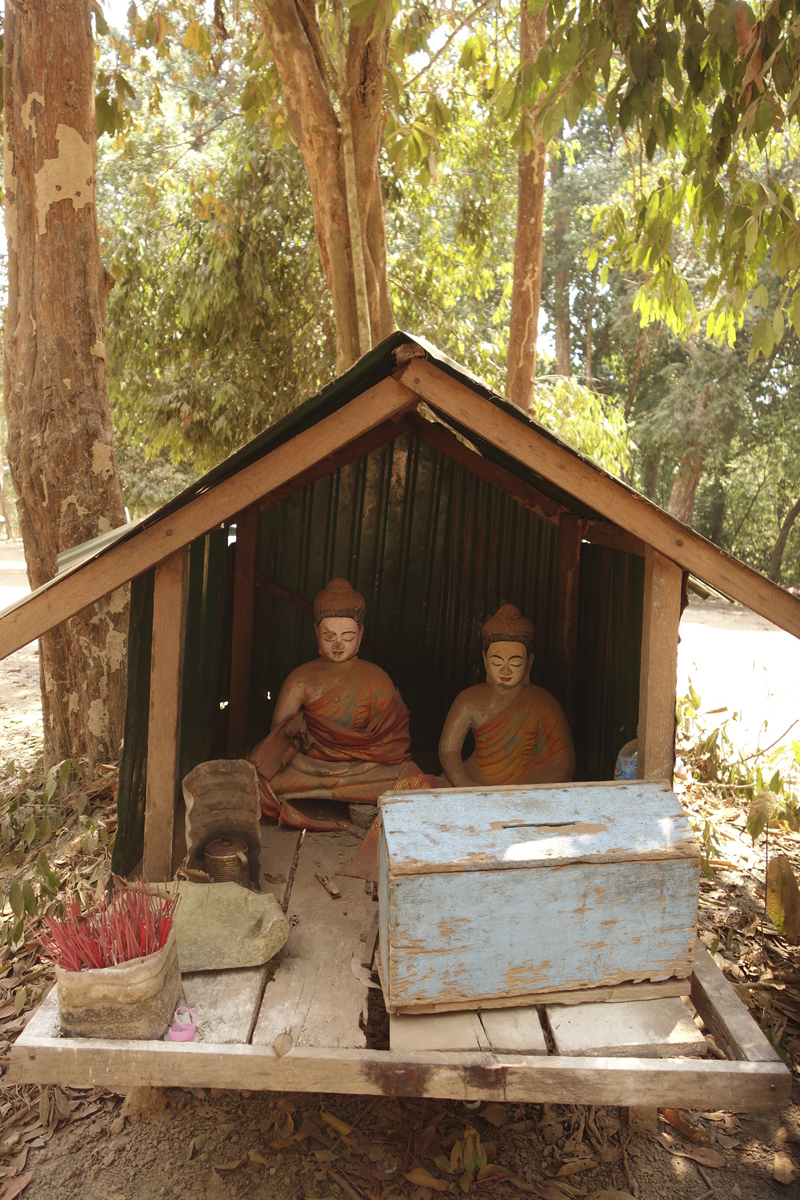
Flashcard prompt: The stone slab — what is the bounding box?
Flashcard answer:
[168,881,289,973]
[547,997,707,1058]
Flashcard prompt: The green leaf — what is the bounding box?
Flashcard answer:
[91,1,109,36]
[22,815,36,846]
[21,879,36,917]
[8,882,23,921]
[1,850,23,870]
[773,306,785,344]
[747,790,777,843]
[752,282,769,308]
[60,760,72,789]
[14,987,26,1017]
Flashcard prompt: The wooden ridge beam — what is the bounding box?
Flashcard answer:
[0,378,418,662]
[399,359,800,639]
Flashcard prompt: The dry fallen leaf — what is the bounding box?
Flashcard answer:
[320,1109,352,1138]
[273,1031,293,1058]
[658,1107,710,1145]
[403,1168,450,1192]
[0,1175,33,1200]
[774,1151,798,1185]
[248,1150,269,1166]
[213,1159,245,1173]
[556,1159,597,1176]
[480,1103,509,1128]
[655,1134,725,1169]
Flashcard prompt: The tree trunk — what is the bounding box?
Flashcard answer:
[585,263,597,386]
[0,446,11,538]
[506,5,548,408]
[769,496,800,583]
[667,386,710,525]
[255,0,393,373]
[667,445,707,524]
[549,131,571,377]
[4,0,129,766]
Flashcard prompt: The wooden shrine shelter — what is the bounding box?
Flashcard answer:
[1,333,796,1108]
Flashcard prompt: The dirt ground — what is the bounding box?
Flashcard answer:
[0,543,799,1199]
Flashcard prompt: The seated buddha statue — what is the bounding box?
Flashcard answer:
[438,604,575,787]
[249,578,434,828]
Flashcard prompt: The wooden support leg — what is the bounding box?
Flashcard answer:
[143,548,189,882]
[637,547,682,781]
[554,514,582,726]
[226,506,259,759]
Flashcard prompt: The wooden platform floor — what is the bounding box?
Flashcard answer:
[10,827,791,1110]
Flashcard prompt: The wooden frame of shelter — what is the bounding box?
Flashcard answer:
[2,334,795,1108]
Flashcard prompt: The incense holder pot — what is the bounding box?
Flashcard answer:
[55,926,180,1040]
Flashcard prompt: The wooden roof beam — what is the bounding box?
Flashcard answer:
[399,410,567,524]
[0,377,418,662]
[399,359,800,640]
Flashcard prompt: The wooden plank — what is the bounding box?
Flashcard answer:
[554,513,582,724]
[143,548,188,882]
[547,998,707,1058]
[399,409,566,524]
[582,520,645,557]
[10,1033,790,1109]
[390,1012,490,1053]
[390,977,689,1015]
[259,824,302,908]
[479,1007,548,1055]
[638,548,682,781]
[691,942,781,1063]
[0,376,418,661]
[181,967,267,1045]
[226,506,259,759]
[251,832,371,1049]
[399,358,800,639]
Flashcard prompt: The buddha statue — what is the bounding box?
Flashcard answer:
[438,604,575,787]
[249,578,434,828]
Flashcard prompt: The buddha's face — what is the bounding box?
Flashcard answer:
[316,616,363,663]
[483,640,532,689]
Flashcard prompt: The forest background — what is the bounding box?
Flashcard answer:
[4,0,800,765]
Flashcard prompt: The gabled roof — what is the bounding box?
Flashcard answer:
[2,330,799,659]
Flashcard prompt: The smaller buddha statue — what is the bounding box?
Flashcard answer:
[249,577,434,829]
[438,604,575,787]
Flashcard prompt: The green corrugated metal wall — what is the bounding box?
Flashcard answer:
[114,430,644,874]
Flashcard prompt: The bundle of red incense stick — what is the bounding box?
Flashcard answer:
[39,880,179,972]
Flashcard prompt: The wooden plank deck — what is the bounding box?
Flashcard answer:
[9,827,791,1109]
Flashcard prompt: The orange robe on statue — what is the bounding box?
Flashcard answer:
[473,685,575,785]
[249,660,434,828]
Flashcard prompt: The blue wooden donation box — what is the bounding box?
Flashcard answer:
[378,781,700,1015]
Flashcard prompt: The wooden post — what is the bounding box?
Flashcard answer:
[143,548,189,881]
[553,514,582,726]
[637,547,683,781]
[227,506,259,759]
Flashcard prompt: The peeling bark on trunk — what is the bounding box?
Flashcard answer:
[506,5,547,408]
[3,0,128,766]
[256,0,393,373]
[549,133,571,377]
[769,497,800,583]
[667,387,710,525]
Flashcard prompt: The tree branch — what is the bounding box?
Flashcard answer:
[404,0,499,90]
